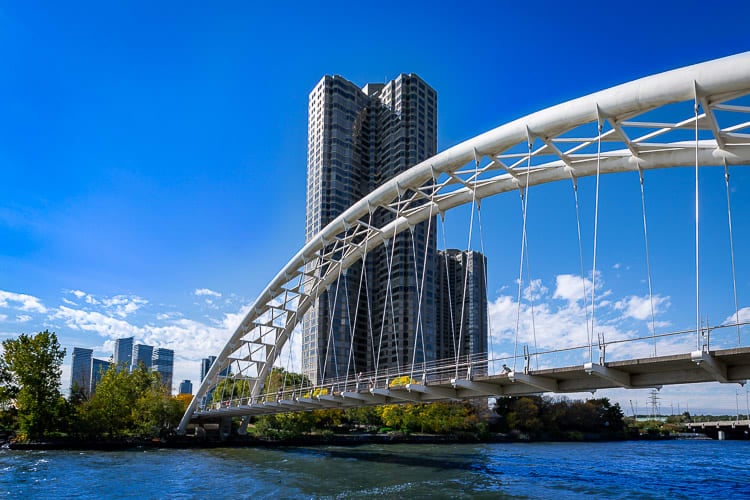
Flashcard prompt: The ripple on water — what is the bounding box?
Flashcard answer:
[1,441,750,498]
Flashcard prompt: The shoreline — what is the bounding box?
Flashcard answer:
[3,431,683,451]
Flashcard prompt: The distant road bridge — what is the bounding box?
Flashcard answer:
[179,52,750,434]
[686,419,750,440]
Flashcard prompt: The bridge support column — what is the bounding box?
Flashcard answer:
[237,416,250,435]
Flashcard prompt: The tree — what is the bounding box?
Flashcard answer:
[85,364,138,437]
[507,397,543,434]
[1,330,66,440]
[211,378,252,405]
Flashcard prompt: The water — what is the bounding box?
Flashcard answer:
[1,440,749,498]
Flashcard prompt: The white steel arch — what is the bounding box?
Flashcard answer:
[179,52,750,432]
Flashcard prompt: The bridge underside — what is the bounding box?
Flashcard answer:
[191,347,750,420]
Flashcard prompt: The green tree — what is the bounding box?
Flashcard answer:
[85,365,137,437]
[133,382,184,436]
[1,330,66,440]
[507,397,543,434]
[212,378,252,405]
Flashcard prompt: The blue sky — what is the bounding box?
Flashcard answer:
[2,1,750,414]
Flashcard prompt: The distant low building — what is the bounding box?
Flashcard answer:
[179,379,193,395]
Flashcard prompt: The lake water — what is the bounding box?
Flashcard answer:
[2,440,749,498]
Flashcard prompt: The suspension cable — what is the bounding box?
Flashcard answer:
[524,230,539,370]
[523,135,539,370]
[342,268,353,385]
[410,202,434,380]
[456,154,480,379]
[441,211,458,366]
[320,262,344,386]
[345,214,374,387]
[376,222,400,381]
[723,159,741,345]
[571,175,592,359]
[638,168,658,357]
[513,140,532,371]
[590,111,603,364]
[408,226,420,375]
[476,200,494,374]
[694,88,701,351]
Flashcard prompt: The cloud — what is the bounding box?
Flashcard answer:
[725,307,750,325]
[101,295,148,318]
[195,288,222,298]
[488,273,676,369]
[0,314,6,322]
[16,314,32,323]
[552,274,593,304]
[614,294,670,321]
[0,290,47,313]
[65,290,147,318]
[51,302,249,366]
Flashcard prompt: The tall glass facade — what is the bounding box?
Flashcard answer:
[70,347,93,396]
[152,347,174,391]
[113,336,134,370]
[303,74,438,384]
[437,249,488,375]
[131,343,154,371]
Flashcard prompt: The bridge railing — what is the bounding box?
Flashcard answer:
[197,320,750,414]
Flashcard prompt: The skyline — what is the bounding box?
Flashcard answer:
[2,1,750,414]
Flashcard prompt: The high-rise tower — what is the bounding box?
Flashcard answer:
[131,343,154,371]
[113,336,134,370]
[152,347,174,391]
[437,249,488,375]
[302,74,438,384]
[70,347,93,397]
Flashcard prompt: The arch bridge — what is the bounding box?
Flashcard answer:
[178,52,750,434]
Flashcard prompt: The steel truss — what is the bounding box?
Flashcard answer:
[178,52,750,433]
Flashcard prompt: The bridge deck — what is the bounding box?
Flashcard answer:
[193,346,750,420]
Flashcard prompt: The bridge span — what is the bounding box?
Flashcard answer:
[192,346,750,421]
[179,52,750,433]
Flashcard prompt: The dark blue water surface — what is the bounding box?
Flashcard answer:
[2,440,749,498]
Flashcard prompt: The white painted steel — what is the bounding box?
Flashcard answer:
[179,52,750,433]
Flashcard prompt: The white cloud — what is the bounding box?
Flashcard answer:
[16,314,32,323]
[487,273,680,371]
[101,294,148,318]
[0,290,47,313]
[725,307,750,325]
[0,314,7,322]
[194,288,222,298]
[156,312,182,321]
[65,291,148,318]
[613,263,621,270]
[553,274,593,304]
[614,294,670,321]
